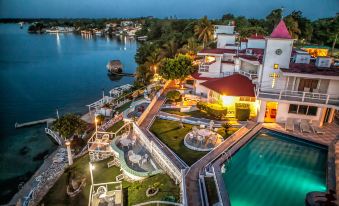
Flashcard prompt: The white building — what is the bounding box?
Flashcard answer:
[189,20,339,126]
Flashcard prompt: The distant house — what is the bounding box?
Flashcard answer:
[120,21,134,27]
[107,60,123,74]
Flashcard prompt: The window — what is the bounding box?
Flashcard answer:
[288,104,318,116]
[239,97,256,102]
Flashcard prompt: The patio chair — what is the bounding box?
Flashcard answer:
[300,119,312,133]
[285,118,295,132]
[128,150,134,157]
[310,122,325,135]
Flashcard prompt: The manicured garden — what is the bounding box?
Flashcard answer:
[150,118,207,165]
[149,118,239,165]
[42,155,179,206]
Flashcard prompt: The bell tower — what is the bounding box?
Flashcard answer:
[260,20,294,89]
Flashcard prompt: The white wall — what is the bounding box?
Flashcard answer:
[275,102,323,123]
[327,80,339,95]
[260,38,294,90]
[217,34,236,48]
[221,63,236,74]
[195,80,210,96]
[247,39,266,49]
[215,25,235,35]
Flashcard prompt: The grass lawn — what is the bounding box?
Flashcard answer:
[150,118,207,166]
[106,120,125,133]
[42,155,179,206]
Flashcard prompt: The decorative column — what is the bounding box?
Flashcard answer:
[257,100,266,123]
[65,140,73,166]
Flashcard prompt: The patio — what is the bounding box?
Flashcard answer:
[184,126,223,151]
[263,122,339,146]
[114,132,160,174]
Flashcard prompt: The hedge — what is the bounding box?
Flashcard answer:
[235,103,250,121]
[197,102,227,119]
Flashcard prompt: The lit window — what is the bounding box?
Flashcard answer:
[274,64,279,69]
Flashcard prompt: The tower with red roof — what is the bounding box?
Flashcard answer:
[260,19,294,89]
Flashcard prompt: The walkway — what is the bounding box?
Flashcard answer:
[138,81,188,170]
[158,111,245,127]
[185,121,260,206]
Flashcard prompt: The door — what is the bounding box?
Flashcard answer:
[264,102,278,123]
[298,78,318,92]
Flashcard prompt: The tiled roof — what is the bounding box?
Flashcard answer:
[200,74,255,97]
[199,48,237,54]
[191,72,218,80]
[281,63,339,76]
[270,20,292,39]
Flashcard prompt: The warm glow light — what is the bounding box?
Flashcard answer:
[274,64,279,69]
[221,95,235,106]
[90,163,95,170]
[95,118,98,123]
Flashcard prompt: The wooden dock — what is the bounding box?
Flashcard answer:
[15,118,56,128]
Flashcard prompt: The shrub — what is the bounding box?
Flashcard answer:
[197,102,227,119]
[166,90,181,102]
[235,103,250,121]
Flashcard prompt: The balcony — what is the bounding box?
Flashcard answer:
[238,69,258,80]
[199,60,216,72]
[257,88,339,108]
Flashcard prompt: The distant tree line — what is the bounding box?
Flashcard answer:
[133,9,338,87]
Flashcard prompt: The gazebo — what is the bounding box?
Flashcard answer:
[107,60,123,74]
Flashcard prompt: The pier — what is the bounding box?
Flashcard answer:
[15,118,56,128]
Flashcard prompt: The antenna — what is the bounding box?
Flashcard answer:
[281,6,284,20]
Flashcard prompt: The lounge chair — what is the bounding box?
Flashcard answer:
[285,118,295,131]
[310,123,325,135]
[300,119,312,133]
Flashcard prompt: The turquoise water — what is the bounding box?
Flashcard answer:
[0,24,137,203]
[222,130,327,206]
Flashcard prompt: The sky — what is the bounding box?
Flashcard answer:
[0,0,338,20]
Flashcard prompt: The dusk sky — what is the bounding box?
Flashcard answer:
[0,0,338,19]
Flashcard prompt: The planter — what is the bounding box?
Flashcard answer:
[146,187,159,197]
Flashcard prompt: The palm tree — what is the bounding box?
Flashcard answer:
[181,37,202,58]
[194,16,214,48]
[162,39,178,58]
[146,48,163,74]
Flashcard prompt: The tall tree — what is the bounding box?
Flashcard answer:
[146,48,163,73]
[179,37,202,57]
[194,16,214,48]
[135,64,153,87]
[284,15,301,39]
[162,39,178,58]
[159,54,194,83]
[52,113,87,139]
[266,8,283,32]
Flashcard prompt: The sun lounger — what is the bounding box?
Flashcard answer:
[310,125,325,135]
[285,118,295,131]
[300,119,312,133]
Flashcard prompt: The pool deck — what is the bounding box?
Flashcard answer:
[185,121,262,206]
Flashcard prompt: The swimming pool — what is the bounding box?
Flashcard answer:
[222,129,328,206]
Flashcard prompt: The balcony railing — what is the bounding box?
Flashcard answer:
[238,70,258,80]
[199,60,216,72]
[257,88,339,107]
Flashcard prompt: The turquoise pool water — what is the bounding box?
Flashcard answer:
[222,130,327,206]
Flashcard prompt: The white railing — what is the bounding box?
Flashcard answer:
[238,70,258,80]
[257,88,339,107]
[45,128,63,145]
[134,201,183,206]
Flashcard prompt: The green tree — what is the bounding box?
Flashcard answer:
[159,54,194,83]
[135,64,153,87]
[52,113,87,139]
[179,37,202,57]
[284,15,300,39]
[166,90,181,102]
[162,39,178,58]
[146,48,163,73]
[135,42,156,65]
[266,8,283,32]
[194,16,214,48]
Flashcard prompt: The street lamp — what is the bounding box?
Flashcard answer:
[89,162,95,185]
[65,140,73,165]
[95,117,98,138]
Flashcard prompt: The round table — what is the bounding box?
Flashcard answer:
[198,129,211,137]
[120,138,131,147]
[129,154,141,165]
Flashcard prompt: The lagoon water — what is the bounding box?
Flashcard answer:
[0,24,137,203]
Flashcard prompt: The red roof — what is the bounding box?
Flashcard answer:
[200,74,255,97]
[270,20,292,39]
[281,63,339,76]
[191,72,217,80]
[248,34,265,39]
[199,48,236,54]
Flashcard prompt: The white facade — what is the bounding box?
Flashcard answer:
[214,25,235,35]
[247,39,266,49]
[217,34,237,49]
